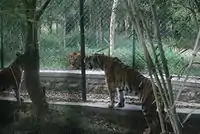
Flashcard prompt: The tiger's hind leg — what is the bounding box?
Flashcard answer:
[142,109,157,133]
[116,88,125,107]
[141,91,162,134]
[142,103,161,134]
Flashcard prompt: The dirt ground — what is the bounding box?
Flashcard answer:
[1,88,200,110]
[0,104,199,134]
[1,88,200,134]
[0,103,143,134]
[13,89,200,109]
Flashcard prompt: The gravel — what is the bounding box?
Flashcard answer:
[1,88,200,109]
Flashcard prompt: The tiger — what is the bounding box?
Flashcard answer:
[67,52,82,69]
[84,53,167,134]
[0,52,26,105]
[67,51,97,70]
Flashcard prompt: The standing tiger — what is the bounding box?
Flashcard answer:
[0,52,25,105]
[84,53,167,134]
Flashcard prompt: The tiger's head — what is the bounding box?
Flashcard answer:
[84,53,105,70]
[10,52,26,71]
[67,52,81,69]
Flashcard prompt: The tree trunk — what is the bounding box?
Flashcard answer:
[38,22,42,38]
[125,15,129,36]
[25,19,47,117]
[23,0,51,118]
[109,0,119,56]
[191,10,199,30]
[56,23,59,34]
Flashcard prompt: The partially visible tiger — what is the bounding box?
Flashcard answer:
[84,53,167,134]
[67,52,82,69]
[67,51,96,70]
[0,52,25,105]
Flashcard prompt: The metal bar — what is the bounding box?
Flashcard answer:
[0,6,4,69]
[132,34,135,67]
[79,0,86,101]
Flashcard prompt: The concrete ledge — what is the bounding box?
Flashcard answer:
[0,96,200,119]
[1,95,200,133]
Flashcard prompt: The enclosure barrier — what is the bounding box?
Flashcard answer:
[37,70,200,91]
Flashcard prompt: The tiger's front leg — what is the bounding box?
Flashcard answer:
[107,83,116,108]
[14,80,24,106]
[13,88,24,105]
[116,88,125,107]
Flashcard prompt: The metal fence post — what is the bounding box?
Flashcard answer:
[80,0,86,101]
[0,6,4,69]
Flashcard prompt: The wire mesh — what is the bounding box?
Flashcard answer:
[0,0,199,73]
[0,0,24,67]
[0,0,200,133]
[84,0,136,68]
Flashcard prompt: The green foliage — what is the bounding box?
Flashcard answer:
[39,33,68,70]
[0,0,198,75]
[38,31,189,75]
[162,46,189,74]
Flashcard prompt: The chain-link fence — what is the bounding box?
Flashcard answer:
[1,0,200,133]
[83,0,137,69]
[0,0,199,74]
[0,0,24,67]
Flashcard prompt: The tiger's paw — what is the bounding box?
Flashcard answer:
[116,102,125,108]
[143,127,151,134]
[20,97,24,102]
[108,104,114,108]
[17,96,24,104]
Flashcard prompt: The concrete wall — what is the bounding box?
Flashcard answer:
[26,70,200,93]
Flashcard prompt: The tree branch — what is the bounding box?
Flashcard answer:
[194,0,200,12]
[36,0,51,19]
[122,0,138,36]
[21,0,29,7]
[172,1,195,13]
[172,1,199,29]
